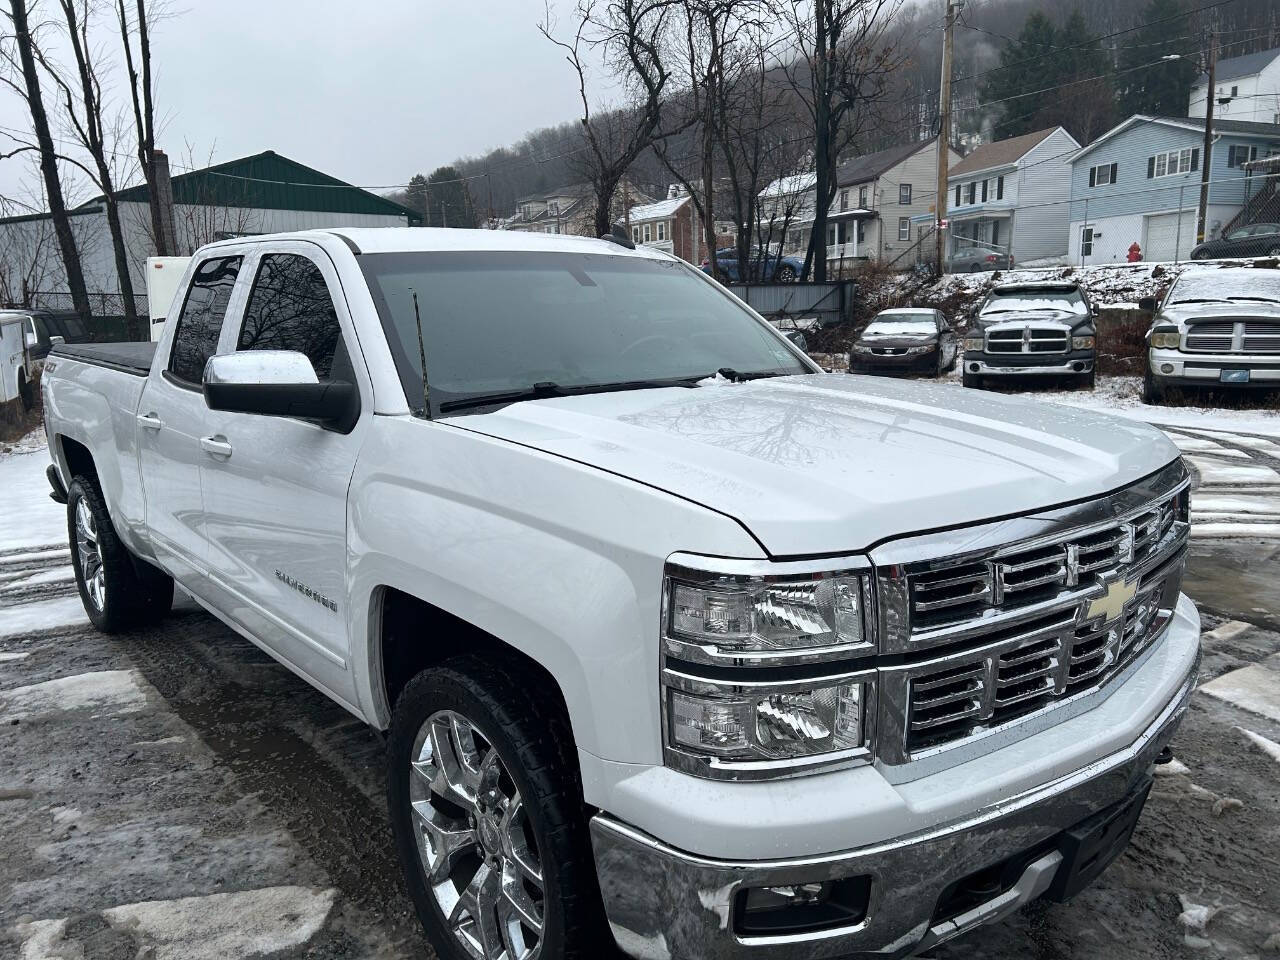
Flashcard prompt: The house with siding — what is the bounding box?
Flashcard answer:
[1188,47,1280,126]
[759,140,960,268]
[946,127,1079,265]
[504,180,652,237]
[0,150,421,314]
[628,189,702,263]
[1067,115,1280,264]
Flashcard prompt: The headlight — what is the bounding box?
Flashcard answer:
[964,337,984,351]
[1072,336,1096,350]
[905,344,935,355]
[669,678,868,763]
[851,344,873,354]
[662,557,876,778]
[666,569,868,656]
[1150,331,1181,349]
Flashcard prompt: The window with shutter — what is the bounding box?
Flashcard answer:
[1147,157,1155,178]
[955,185,961,206]
[981,180,988,202]
[997,176,1004,199]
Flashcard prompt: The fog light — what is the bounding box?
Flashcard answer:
[969,362,981,372]
[737,876,872,935]
[1160,363,1174,374]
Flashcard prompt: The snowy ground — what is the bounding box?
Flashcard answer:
[3,409,1280,958]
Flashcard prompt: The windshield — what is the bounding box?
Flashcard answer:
[1166,271,1280,304]
[359,251,811,415]
[980,288,1086,316]
[864,314,935,335]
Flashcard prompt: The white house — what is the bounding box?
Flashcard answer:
[1189,47,1280,126]
[946,126,1080,264]
[758,140,960,269]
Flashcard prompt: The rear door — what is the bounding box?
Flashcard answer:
[199,243,366,702]
[138,254,244,588]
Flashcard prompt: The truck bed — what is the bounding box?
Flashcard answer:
[52,341,157,377]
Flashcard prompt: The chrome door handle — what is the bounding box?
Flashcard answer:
[200,435,233,459]
[137,413,163,431]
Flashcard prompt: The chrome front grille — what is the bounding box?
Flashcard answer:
[1183,322,1234,353]
[876,463,1191,764]
[910,498,1174,632]
[986,327,1069,354]
[1184,320,1280,354]
[904,569,1175,752]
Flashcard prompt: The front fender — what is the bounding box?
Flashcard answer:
[346,416,765,765]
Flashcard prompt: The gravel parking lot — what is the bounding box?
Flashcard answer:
[3,416,1280,960]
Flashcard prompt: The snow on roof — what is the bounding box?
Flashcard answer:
[628,195,689,221]
[760,172,817,199]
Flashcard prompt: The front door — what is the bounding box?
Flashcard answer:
[199,245,366,703]
[138,255,244,589]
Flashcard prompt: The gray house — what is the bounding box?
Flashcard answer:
[1067,115,1280,264]
[946,126,1080,265]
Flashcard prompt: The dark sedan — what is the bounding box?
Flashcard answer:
[848,308,957,377]
[1191,223,1280,260]
[701,249,804,282]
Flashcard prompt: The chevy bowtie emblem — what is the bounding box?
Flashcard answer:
[1087,576,1138,622]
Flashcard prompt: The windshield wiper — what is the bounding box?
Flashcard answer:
[437,376,704,413]
[710,368,786,382]
[1225,296,1280,304]
[1168,298,1228,305]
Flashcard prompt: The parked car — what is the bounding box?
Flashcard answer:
[701,248,804,282]
[1190,223,1280,261]
[945,246,1015,273]
[1141,266,1280,403]
[848,307,957,377]
[43,228,1199,960]
[962,281,1098,389]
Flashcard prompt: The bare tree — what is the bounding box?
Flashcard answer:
[651,0,770,277]
[541,0,681,237]
[1,0,92,319]
[780,0,904,281]
[36,0,141,336]
[116,0,171,255]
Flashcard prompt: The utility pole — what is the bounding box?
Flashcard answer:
[1196,28,1217,246]
[935,0,958,275]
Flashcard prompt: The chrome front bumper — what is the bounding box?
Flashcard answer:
[590,647,1197,960]
[967,358,1093,376]
[1148,348,1280,385]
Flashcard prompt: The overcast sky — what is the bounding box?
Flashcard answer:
[0,0,611,204]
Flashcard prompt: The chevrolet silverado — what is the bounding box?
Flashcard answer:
[42,228,1199,960]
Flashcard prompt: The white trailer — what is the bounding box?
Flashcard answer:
[145,256,192,342]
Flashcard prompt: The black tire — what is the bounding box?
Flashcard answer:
[1268,245,1280,257]
[775,264,797,283]
[1076,369,1097,390]
[969,264,981,273]
[17,371,31,411]
[1143,370,1166,405]
[67,475,173,633]
[962,370,983,388]
[388,657,611,960]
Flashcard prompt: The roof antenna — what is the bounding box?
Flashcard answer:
[409,287,431,417]
[599,223,636,250]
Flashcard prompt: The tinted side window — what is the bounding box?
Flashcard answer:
[237,254,344,381]
[168,256,242,384]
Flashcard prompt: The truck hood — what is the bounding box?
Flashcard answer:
[1162,302,1280,324]
[978,309,1086,331]
[445,374,1179,557]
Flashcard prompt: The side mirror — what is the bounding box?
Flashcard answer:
[1090,304,1101,317]
[203,350,358,432]
[49,335,65,347]
[1137,297,1158,313]
[24,330,37,349]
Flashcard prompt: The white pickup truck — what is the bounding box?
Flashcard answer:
[42,228,1200,960]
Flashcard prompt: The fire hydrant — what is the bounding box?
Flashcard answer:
[1127,242,1143,263]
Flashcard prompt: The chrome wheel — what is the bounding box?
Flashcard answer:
[75,498,105,612]
[410,710,544,960]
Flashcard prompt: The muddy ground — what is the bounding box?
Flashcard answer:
[1,539,1278,959]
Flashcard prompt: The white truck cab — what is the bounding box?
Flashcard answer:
[42,228,1200,960]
